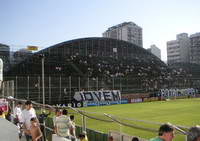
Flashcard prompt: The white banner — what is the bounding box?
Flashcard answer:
[74,90,121,102]
[159,88,197,98]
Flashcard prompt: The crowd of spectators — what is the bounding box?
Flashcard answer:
[1,100,89,141]
[6,50,200,95]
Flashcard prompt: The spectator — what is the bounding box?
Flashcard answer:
[108,136,114,141]
[132,137,139,141]
[70,115,76,141]
[38,110,51,141]
[187,126,200,141]
[29,117,42,141]
[0,108,5,118]
[149,124,174,141]
[81,131,88,141]
[14,101,23,124]
[5,107,12,121]
[53,108,61,133]
[22,100,37,141]
[55,109,71,140]
[78,133,88,141]
[78,134,85,141]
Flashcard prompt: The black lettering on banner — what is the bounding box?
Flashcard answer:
[83,92,94,101]
[80,92,85,101]
[103,91,112,101]
[92,91,102,101]
[112,91,120,101]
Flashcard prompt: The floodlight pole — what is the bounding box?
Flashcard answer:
[41,54,45,106]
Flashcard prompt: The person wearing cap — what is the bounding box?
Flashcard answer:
[187,126,200,141]
[149,124,175,141]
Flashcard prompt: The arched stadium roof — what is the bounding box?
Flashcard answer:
[6,37,168,77]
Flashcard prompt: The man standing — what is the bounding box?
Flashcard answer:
[14,102,23,124]
[149,124,175,141]
[38,110,51,141]
[55,109,71,140]
[22,100,37,141]
[53,108,61,133]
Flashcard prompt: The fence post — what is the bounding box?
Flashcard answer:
[88,77,89,91]
[69,76,71,103]
[59,76,62,103]
[48,76,51,104]
[38,76,41,102]
[15,76,18,98]
[2,81,4,97]
[96,77,98,91]
[119,124,122,141]
[82,115,86,132]
[27,75,29,99]
[112,77,114,90]
[120,77,122,92]
[78,77,81,91]
[6,81,9,97]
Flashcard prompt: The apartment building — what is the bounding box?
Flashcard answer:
[103,22,143,47]
[167,33,190,65]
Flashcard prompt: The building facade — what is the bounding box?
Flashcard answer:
[167,33,190,65]
[189,32,200,65]
[102,22,143,47]
[10,48,32,66]
[0,43,10,71]
[147,44,161,59]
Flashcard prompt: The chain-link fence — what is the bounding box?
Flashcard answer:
[3,76,200,105]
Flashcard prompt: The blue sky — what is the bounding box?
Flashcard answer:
[1,0,200,61]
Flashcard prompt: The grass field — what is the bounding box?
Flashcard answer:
[72,98,200,141]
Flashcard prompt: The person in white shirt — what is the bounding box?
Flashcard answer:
[14,102,23,124]
[55,109,72,139]
[22,100,37,141]
[53,108,61,133]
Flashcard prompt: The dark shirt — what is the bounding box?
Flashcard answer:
[38,113,49,124]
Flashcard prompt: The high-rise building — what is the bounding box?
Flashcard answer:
[10,48,32,66]
[147,44,161,59]
[102,22,143,47]
[0,43,10,71]
[189,32,200,65]
[167,33,190,65]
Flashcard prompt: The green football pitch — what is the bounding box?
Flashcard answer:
[73,98,200,141]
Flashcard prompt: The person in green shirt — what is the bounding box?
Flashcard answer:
[149,124,175,141]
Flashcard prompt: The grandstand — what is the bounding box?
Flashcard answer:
[4,37,197,104]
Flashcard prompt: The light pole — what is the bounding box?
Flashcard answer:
[40,54,45,105]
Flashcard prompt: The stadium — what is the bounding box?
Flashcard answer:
[4,37,171,104]
[1,37,200,141]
